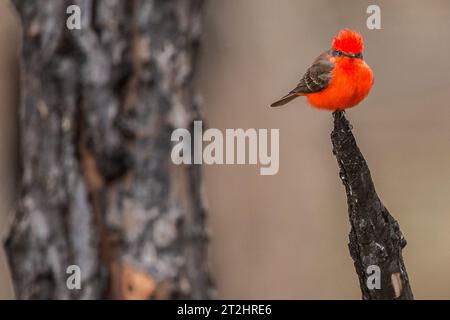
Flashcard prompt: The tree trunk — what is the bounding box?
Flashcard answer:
[6,0,212,300]
[331,111,413,300]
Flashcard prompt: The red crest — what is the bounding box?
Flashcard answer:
[332,29,364,54]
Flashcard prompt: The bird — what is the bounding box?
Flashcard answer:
[270,29,374,111]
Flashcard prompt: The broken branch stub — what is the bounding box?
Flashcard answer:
[331,111,413,300]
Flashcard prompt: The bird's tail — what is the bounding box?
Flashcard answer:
[270,93,299,107]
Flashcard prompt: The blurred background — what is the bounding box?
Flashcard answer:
[2,0,450,299]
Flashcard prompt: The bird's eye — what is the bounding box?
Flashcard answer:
[332,50,343,57]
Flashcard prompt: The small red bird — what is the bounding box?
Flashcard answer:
[270,29,374,111]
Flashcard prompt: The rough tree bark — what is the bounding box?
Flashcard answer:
[6,0,212,299]
[331,111,413,300]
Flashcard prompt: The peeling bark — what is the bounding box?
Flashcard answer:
[6,0,212,299]
[331,111,413,300]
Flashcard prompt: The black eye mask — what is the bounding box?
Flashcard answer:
[332,49,363,60]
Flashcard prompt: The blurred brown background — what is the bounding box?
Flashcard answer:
[2,0,450,299]
[0,0,19,299]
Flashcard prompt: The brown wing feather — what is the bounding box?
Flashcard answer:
[270,50,335,107]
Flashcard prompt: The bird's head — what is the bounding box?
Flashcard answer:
[331,29,364,59]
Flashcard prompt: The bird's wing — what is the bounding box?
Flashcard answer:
[270,50,335,107]
[290,50,335,94]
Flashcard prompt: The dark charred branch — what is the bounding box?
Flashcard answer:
[6,0,212,299]
[331,111,413,300]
